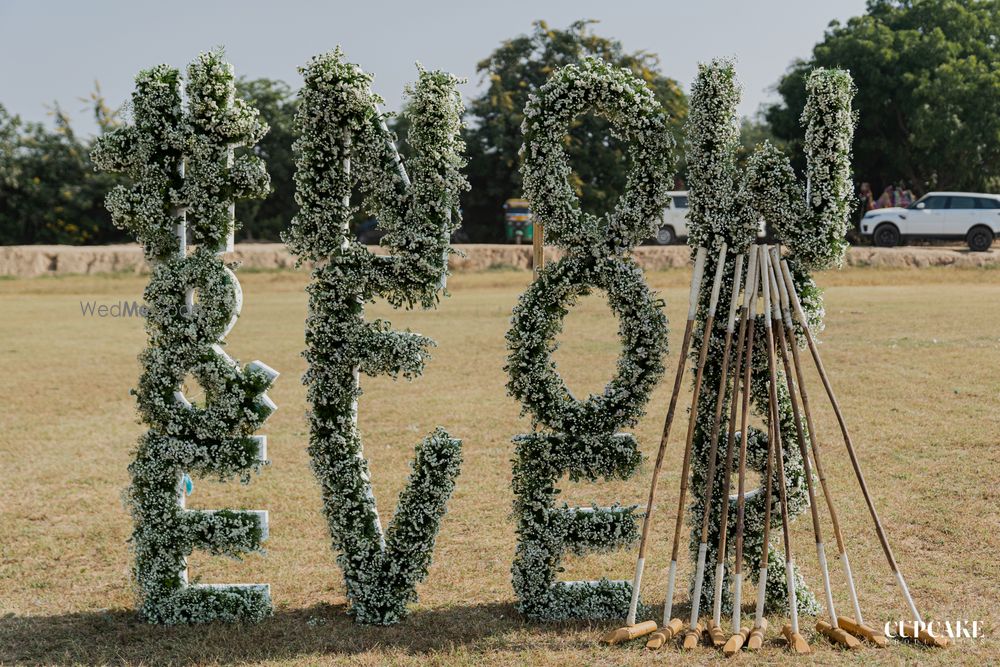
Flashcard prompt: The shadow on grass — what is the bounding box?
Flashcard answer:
[0,601,629,665]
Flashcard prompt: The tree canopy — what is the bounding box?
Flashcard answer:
[0,95,125,245]
[234,78,297,241]
[765,0,1000,194]
[460,20,688,241]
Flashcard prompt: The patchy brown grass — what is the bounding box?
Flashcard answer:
[1,265,998,665]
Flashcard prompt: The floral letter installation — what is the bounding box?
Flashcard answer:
[683,58,855,616]
[506,58,674,620]
[284,49,466,626]
[92,50,278,624]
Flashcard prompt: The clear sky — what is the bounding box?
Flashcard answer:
[0,0,868,136]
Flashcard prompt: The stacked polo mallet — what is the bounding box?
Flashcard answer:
[602,244,947,654]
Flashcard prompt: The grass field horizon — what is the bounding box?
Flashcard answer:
[2,265,998,665]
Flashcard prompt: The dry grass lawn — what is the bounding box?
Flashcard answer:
[1,265,998,665]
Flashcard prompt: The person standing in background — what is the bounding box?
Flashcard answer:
[859,182,875,214]
[876,184,895,208]
[894,184,911,207]
[899,183,916,207]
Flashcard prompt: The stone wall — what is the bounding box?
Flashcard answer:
[1,243,996,278]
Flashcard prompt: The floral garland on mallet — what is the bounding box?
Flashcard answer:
[506,57,674,621]
[683,58,855,617]
[92,49,278,624]
[284,48,466,626]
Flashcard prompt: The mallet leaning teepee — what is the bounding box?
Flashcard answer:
[708,250,754,649]
[722,248,760,656]
[690,247,744,649]
[650,244,728,651]
[759,247,810,655]
[776,258,946,649]
[601,246,708,646]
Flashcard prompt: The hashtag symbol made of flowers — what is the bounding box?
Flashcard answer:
[92,49,278,624]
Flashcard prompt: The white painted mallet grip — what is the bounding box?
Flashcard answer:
[896,569,924,628]
[841,552,864,626]
[663,559,678,624]
[707,242,728,316]
[754,566,768,627]
[770,247,794,326]
[731,571,743,629]
[786,559,799,634]
[688,247,708,320]
[726,253,745,333]
[747,252,759,318]
[743,248,759,310]
[759,246,772,329]
[626,557,644,626]
[816,541,839,628]
[690,543,708,625]
[712,562,725,626]
[766,255,782,321]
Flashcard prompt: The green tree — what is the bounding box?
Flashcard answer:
[461,19,688,241]
[765,0,1000,193]
[235,77,297,241]
[735,115,788,171]
[0,106,24,243]
[0,91,126,245]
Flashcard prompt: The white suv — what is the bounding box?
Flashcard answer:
[860,192,1000,252]
[653,191,689,244]
[653,191,767,245]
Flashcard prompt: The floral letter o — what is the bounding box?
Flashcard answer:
[507,57,675,620]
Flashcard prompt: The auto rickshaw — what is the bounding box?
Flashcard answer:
[503,198,533,244]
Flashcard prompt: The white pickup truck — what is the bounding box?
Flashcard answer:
[860,192,1000,251]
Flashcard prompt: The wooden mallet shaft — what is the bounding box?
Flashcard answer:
[689,245,738,630]
[774,255,869,634]
[616,247,709,633]
[779,257,929,631]
[750,246,778,639]
[663,244,728,627]
[710,251,753,634]
[730,249,760,634]
[770,249,840,633]
[771,248,886,651]
[761,248,802,639]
